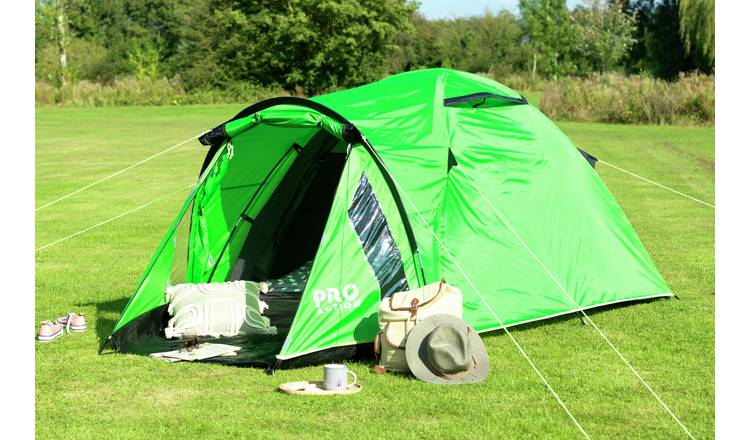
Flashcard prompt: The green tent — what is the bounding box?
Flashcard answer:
[105,69,671,367]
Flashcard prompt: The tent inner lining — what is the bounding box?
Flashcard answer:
[112,126,349,365]
[226,130,346,283]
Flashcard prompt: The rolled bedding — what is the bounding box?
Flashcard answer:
[164,280,277,339]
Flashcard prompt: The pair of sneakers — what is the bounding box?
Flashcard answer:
[37,313,87,342]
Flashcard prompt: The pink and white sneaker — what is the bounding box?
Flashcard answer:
[37,320,63,342]
[56,312,87,333]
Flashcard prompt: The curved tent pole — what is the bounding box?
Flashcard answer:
[198,96,428,287]
[198,96,357,149]
[357,136,428,287]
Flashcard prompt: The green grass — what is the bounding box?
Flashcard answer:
[36,105,714,439]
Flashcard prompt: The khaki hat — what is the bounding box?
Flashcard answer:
[405,314,489,384]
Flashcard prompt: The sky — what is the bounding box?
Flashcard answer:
[418,0,585,19]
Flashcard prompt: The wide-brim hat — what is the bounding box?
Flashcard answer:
[405,314,489,384]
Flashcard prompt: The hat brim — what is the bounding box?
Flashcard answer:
[405,314,489,384]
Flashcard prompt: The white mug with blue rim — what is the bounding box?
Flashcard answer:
[323,364,357,390]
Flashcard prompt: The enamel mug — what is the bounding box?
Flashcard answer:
[323,364,357,390]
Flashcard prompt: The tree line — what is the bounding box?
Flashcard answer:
[35,0,714,96]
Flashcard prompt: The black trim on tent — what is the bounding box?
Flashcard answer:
[197,96,426,287]
[358,138,427,286]
[105,97,428,355]
[444,92,528,107]
[348,173,409,298]
[577,148,598,168]
[199,125,228,148]
[447,148,458,172]
[199,96,359,147]
[199,142,223,175]
[229,97,354,128]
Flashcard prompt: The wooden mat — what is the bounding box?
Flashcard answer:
[278,381,363,396]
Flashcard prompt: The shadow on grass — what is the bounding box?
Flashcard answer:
[78,296,129,344]
[76,293,674,367]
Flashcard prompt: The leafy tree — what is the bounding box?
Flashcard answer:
[617,0,655,73]
[439,12,524,75]
[182,0,416,95]
[570,0,636,73]
[35,1,56,57]
[34,0,713,92]
[35,0,71,85]
[519,0,578,78]
[643,0,689,78]
[62,0,182,80]
[36,37,109,83]
[678,0,714,65]
[616,0,713,78]
[389,13,442,72]
[389,11,525,77]
[128,40,161,80]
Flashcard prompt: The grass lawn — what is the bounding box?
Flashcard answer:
[35,105,714,439]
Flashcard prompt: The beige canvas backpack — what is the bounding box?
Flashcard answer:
[374,281,463,373]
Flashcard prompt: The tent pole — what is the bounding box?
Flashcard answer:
[359,136,428,286]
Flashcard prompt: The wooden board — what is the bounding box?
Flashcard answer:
[278,381,363,396]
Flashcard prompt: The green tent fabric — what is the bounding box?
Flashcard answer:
[105,69,671,366]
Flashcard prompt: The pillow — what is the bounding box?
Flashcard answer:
[164,280,276,339]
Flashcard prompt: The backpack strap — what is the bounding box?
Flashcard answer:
[388,281,445,317]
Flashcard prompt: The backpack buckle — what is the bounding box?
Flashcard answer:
[409,298,419,317]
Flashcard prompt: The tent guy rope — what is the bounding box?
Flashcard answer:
[465,176,696,440]
[367,144,591,440]
[36,184,196,252]
[598,159,714,209]
[35,130,207,212]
